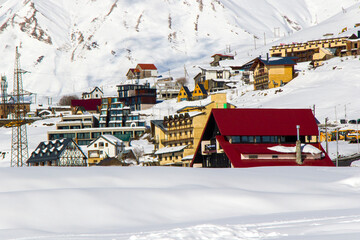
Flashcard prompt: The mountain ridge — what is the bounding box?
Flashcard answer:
[0,0,358,102]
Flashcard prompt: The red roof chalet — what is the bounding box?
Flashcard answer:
[136,63,157,70]
[191,108,334,168]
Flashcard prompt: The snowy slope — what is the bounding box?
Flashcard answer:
[229,57,360,123]
[1,167,360,239]
[0,0,358,103]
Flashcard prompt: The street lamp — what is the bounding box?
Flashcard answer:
[336,127,340,167]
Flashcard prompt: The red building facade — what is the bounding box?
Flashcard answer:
[191,108,334,168]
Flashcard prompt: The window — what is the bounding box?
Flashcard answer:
[94,143,97,147]
[272,155,279,159]
[249,155,258,159]
[242,136,254,143]
[99,142,104,147]
[92,132,101,138]
[262,136,272,143]
[232,136,241,143]
[77,133,90,139]
[105,143,108,147]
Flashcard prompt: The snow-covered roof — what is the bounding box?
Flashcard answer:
[182,154,194,161]
[219,60,245,68]
[268,144,322,155]
[198,66,231,71]
[154,145,187,155]
[28,139,85,163]
[101,135,123,146]
[187,111,204,118]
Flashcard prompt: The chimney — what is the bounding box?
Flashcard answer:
[266,53,269,61]
[295,125,302,165]
[358,30,360,38]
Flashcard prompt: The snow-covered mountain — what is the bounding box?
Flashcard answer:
[0,0,358,103]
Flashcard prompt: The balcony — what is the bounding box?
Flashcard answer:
[254,74,269,84]
[161,137,193,145]
[254,68,268,78]
[166,127,193,133]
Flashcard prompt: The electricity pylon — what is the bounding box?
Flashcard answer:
[10,46,29,167]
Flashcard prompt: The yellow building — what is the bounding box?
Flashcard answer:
[270,37,347,62]
[191,83,208,101]
[270,33,360,64]
[312,48,336,67]
[177,86,192,102]
[177,83,208,102]
[250,56,297,90]
[152,93,235,166]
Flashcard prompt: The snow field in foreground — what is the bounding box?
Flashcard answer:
[1,166,360,239]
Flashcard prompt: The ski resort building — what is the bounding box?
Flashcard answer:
[177,83,208,102]
[194,66,235,92]
[191,108,335,168]
[249,56,297,90]
[126,63,158,79]
[155,77,181,100]
[55,115,99,130]
[81,86,103,99]
[210,53,235,66]
[192,83,208,101]
[87,135,125,165]
[48,114,145,146]
[270,31,360,65]
[27,139,87,167]
[151,93,235,166]
[177,86,192,102]
[99,97,145,128]
[117,82,156,111]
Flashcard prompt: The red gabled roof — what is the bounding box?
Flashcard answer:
[211,108,319,136]
[71,99,102,111]
[137,63,157,70]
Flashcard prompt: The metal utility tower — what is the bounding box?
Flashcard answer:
[1,75,8,117]
[1,75,8,103]
[10,46,29,167]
